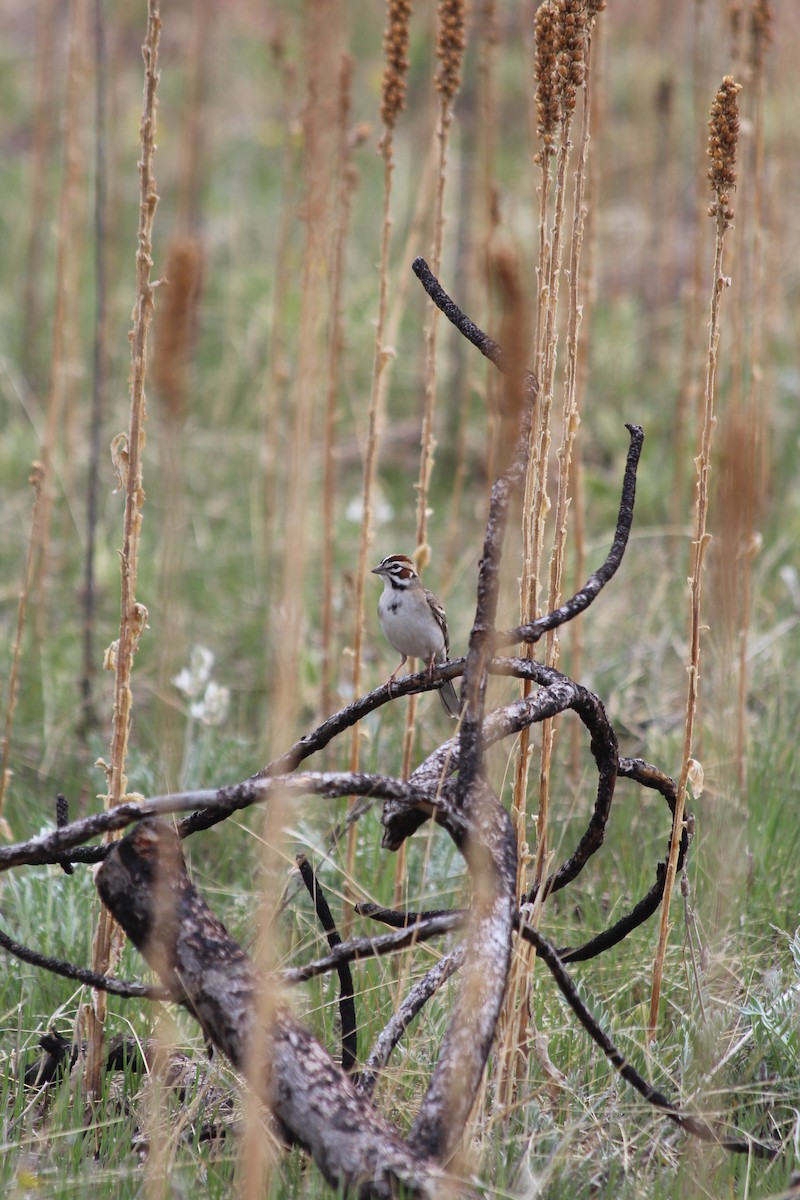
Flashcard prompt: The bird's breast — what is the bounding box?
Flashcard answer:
[378,591,445,659]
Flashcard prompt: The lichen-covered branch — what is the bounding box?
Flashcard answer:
[95,820,454,1199]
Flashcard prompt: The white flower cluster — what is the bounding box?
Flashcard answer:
[173,645,230,727]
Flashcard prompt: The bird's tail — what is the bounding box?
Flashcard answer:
[438,677,461,719]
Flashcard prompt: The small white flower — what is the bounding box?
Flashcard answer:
[345,490,394,527]
[686,758,704,798]
[190,681,230,727]
[173,645,215,698]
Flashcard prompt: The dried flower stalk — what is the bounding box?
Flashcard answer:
[85,0,162,1095]
[31,0,90,635]
[0,466,45,835]
[398,0,466,883]
[347,0,413,901]
[649,76,741,1034]
[321,56,357,716]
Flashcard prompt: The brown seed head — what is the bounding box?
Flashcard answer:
[381,0,412,130]
[707,75,741,229]
[435,0,466,104]
[534,1,559,148]
[555,0,588,119]
[152,237,203,424]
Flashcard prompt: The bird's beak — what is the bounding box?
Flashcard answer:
[371,564,383,576]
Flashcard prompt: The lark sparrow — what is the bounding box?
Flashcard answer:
[371,554,460,718]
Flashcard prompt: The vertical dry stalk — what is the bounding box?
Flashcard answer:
[152,237,203,785]
[351,0,412,898]
[570,12,604,774]
[732,0,771,786]
[649,76,741,1035]
[22,0,59,382]
[513,1,562,864]
[175,0,212,236]
[516,0,589,904]
[247,3,343,1177]
[415,0,466,563]
[31,0,90,636]
[0,466,45,836]
[321,57,358,717]
[345,0,411,758]
[85,0,162,1095]
[261,34,298,582]
[80,0,108,731]
[345,0,412,895]
[496,7,564,1112]
[236,793,293,1199]
[670,0,713,529]
[396,0,465,894]
[270,1,340,753]
[445,0,499,579]
[490,248,534,1116]
[538,0,603,883]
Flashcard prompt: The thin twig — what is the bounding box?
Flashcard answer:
[296,855,357,1072]
[520,922,779,1161]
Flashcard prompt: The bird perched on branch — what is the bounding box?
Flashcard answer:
[371,554,460,718]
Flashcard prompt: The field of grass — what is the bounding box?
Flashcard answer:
[1,0,799,1196]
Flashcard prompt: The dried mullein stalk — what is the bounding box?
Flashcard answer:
[381,0,412,130]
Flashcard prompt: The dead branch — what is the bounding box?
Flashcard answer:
[356,947,464,1100]
[496,422,644,647]
[95,819,454,1199]
[519,922,780,1160]
[407,780,517,1162]
[282,913,462,985]
[295,854,356,1072]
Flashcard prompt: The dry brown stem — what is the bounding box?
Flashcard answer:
[347,0,412,907]
[0,465,45,836]
[31,0,90,636]
[320,55,357,716]
[538,2,600,882]
[86,0,162,1094]
[396,0,466,892]
[649,77,741,1035]
[152,236,203,785]
[22,0,59,381]
[261,46,299,583]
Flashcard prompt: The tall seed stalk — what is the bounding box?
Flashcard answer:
[31,0,90,640]
[513,1,572,904]
[80,0,108,733]
[346,0,412,900]
[261,33,299,587]
[731,2,771,788]
[321,56,358,717]
[152,237,202,788]
[398,0,466,899]
[649,76,742,1034]
[0,466,45,835]
[269,2,340,756]
[671,0,713,532]
[539,0,603,882]
[22,0,59,384]
[500,0,602,1115]
[84,0,162,1095]
[241,6,344,1191]
[444,0,499,582]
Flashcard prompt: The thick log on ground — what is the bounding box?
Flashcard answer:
[95,819,451,1199]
